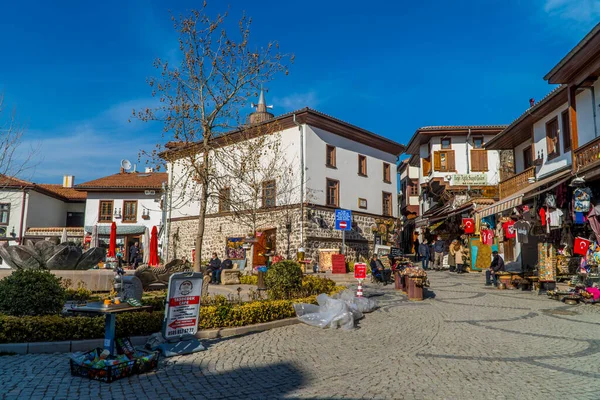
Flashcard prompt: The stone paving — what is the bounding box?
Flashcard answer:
[2,272,600,399]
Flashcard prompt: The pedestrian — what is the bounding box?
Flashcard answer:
[116,247,124,270]
[454,241,466,274]
[208,252,222,284]
[448,239,457,272]
[419,240,430,270]
[433,236,445,271]
[486,251,505,286]
[129,242,140,269]
[414,237,421,261]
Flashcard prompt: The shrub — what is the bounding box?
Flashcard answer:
[0,269,66,316]
[239,275,258,285]
[299,275,336,297]
[265,260,303,300]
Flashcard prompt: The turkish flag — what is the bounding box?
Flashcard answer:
[463,218,475,234]
[574,237,592,256]
[481,229,494,245]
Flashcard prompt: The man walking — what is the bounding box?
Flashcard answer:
[419,240,430,270]
[486,251,505,286]
[129,242,140,269]
[432,236,445,271]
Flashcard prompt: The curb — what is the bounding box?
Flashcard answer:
[0,318,300,354]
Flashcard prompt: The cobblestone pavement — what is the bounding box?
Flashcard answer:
[2,272,600,399]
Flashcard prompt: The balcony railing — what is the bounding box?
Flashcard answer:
[499,167,535,199]
[574,136,600,173]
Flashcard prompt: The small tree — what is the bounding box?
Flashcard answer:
[136,4,292,271]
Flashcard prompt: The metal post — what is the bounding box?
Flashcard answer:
[342,230,346,255]
[104,314,117,356]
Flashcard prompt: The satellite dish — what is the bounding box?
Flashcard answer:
[121,159,132,171]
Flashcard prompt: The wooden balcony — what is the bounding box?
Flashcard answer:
[499,167,535,199]
[574,136,600,173]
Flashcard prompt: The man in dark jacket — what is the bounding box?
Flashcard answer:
[129,242,140,269]
[486,251,505,286]
[432,236,445,271]
[208,253,222,284]
[419,240,430,270]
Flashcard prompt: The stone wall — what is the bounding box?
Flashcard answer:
[168,205,397,264]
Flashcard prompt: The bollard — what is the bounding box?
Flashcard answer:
[356,280,363,297]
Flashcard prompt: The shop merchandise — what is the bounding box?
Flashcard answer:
[481,228,494,245]
[545,194,557,208]
[548,209,564,228]
[539,207,547,226]
[574,237,592,256]
[574,187,592,213]
[462,218,475,234]
[503,220,516,239]
[514,220,531,244]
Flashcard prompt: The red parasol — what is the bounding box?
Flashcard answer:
[148,226,159,267]
[108,222,117,258]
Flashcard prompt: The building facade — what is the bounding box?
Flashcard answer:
[397,158,420,254]
[163,92,405,266]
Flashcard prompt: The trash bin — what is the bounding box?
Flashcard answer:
[257,271,267,291]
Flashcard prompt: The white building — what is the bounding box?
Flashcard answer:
[0,174,86,249]
[163,91,405,264]
[397,157,420,253]
[75,169,167,261]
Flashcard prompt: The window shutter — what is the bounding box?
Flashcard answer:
[423,157,431,175]
[470,150,479,172]
[447,151,455,171]
[480,150,488,171]
[433,151,441,171]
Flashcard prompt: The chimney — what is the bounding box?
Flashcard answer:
[529,98,535,107]
[62,175,74,188]
[145,167,154,173]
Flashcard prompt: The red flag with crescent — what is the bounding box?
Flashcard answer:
[574,237,591,256]
[462,218,475,234]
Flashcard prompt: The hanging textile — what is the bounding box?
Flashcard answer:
[574,187,592,213]
[503,220,516,239]
[587,205,600,243]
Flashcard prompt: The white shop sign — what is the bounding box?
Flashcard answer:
[163,272,203,339]
[451,174,487,186]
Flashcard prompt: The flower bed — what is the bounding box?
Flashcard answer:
[0,286,346,343]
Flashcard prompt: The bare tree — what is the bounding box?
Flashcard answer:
[0,93,34,188]
[135,4,292,271]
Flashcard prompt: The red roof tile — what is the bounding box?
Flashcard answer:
[76,172,167,191]
[37,184,87,201]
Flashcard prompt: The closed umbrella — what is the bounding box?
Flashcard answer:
[61,228,68,243]
[108,222,117,258]
[143,227,150,265]
[91,225,99,248]
[148,226,159,267]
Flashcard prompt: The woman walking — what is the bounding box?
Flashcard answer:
[448,239,457,272]
[454,241,466,274]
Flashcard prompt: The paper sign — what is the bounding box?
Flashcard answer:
[354,263,367,280]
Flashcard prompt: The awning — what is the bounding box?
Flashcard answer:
[429,221,445,232]
[84,225,147,235]
[430,203,475,222]
[415,217,429,228]
[477,168,572,218]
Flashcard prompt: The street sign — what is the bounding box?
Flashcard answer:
[163,272,203,339]
[335,209,352,231]
[354,263,367,280]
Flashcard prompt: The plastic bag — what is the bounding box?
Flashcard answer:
[336,290,378,313]
[294,293,355,330]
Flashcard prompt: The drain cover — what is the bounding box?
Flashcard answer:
[543,309,579,316]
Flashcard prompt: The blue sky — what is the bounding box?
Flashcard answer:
[1,0,599,183]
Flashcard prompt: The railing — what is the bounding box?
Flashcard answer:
[575,136,600,173]
[498,167,535,199]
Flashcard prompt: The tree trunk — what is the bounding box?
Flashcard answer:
[194,153,210,272]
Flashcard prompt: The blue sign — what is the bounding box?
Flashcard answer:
[335,209,352,231]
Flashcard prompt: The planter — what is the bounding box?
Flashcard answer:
[394,271,403,291]
[409,278,424,301]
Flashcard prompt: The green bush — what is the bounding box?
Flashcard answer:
[0,285,347,343]
[239,275,258,285]
[0,269,66,316]
[299,275,336,297]
[265,260,303,300]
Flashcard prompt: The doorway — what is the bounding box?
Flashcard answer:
[253,228,277,267]
[125,235,142,264]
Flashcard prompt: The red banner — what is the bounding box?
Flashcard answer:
[168,319,197,329]
[169,296,200,307]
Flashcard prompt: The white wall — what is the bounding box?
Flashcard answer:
[419,135,501,185]
[575,79,600,148]
[26,191,70,228]
[305,125,398,217]
[0,189,26,239]
[514,139,533,174]
[532,101,571,178]
[408,165,419,180]
[84,192,162,231]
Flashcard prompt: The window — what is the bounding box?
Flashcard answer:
[382,192,392,216]
[561,110,571,152]
[0,204,9,225]
[358,198,367,209]
[410,184,419,196]
[523,146,533,170]
[358,155,367,176]
[219,187,231,213]
[433,150,455,172]
[326,145,336,168]
[470,150,489,172]
[441,138,452,149]
[326,179,339,207]
[546,117,560,160]
[383,163,391,183]
[262,180,276,208]
[123,201,137,223]
[472,137,484,149]
[99,200,113,222]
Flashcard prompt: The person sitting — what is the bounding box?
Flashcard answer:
[208,252,222,284]
[486,251,505,286]
[221,258,233,270]
[370,254,391,284]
